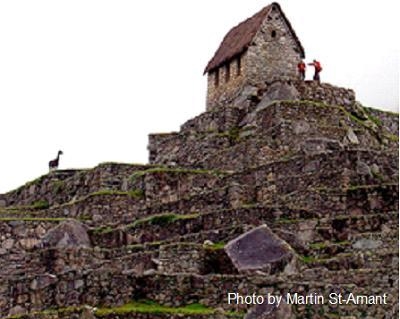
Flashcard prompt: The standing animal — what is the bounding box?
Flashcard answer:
[49,150,63,171]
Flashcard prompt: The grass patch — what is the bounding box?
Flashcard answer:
[7,301,243,318]
[300,255,318,264]
[216,127,240,143]
[385,133,399,142]
[92,225,114,234]
[309,242,328,250]
[204,241,225,250]
[32,199,50,210]
[6,306,83,319]
[128,188,145,199]
[129,212,199,229]
[95,300,216,316]
[91,189,144,200]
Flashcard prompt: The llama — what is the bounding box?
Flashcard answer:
[49,150,63,172]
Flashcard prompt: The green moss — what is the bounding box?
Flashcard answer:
[128,188,145,199]
[371,170,386,182]
[129,212,199,228]
[216,127,240,143]
[309,242,328,250]
[32,199,50,210]
[385,133,399,142]
[300,255,318,264]
[204,241,225,250]
[90,189,144,200]
[7,301,243,318]
[92,225,114,234]
[95,300,216,316]
[7,306,86,318]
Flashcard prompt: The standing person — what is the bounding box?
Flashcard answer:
[308,59,322,82]
[297,60,306,80]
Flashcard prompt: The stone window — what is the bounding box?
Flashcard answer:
[214,69,219,87]
[236,56,241,76]
[225,63,230,83]
[271,30,276,38]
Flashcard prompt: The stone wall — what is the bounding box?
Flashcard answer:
[206,4,303,111]
[148,95,395,170]
[2,163,151,207]
[366,106,399,136]
[3,269,397,318]
[246,6,301,86]
[206,54,246,111]
[293,81,355,107]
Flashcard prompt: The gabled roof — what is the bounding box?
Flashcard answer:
[204,2,305,74]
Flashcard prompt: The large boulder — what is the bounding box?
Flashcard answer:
[224,224,296,274]
[40,219,91,248]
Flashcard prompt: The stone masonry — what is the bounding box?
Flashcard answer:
[205,3,304,110]
[0,2,398,319]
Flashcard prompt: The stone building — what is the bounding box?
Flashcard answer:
[204,2,305,110]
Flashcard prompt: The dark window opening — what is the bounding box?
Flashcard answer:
[271,30,276,38]
[236,56,241,76]
[225,63,230,83]
[214,69,219,87]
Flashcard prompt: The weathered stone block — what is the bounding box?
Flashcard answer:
[225,224,296,274]
[40,220,91,248]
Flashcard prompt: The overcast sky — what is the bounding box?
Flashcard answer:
[0,0,398,193]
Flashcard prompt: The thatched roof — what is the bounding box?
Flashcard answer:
[204,2,305,74]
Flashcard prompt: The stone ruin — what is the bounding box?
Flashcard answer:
[0,2,398,319]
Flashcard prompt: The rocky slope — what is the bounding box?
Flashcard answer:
[0,81,398,319]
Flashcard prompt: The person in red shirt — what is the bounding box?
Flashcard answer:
[308,59,322,82]
[297,60,306,80]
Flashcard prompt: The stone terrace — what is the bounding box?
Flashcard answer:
[0,82,398,319]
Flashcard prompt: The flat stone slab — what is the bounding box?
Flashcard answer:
[225,224,294,273]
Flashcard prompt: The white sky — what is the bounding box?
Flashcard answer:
[0,0,398,193]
